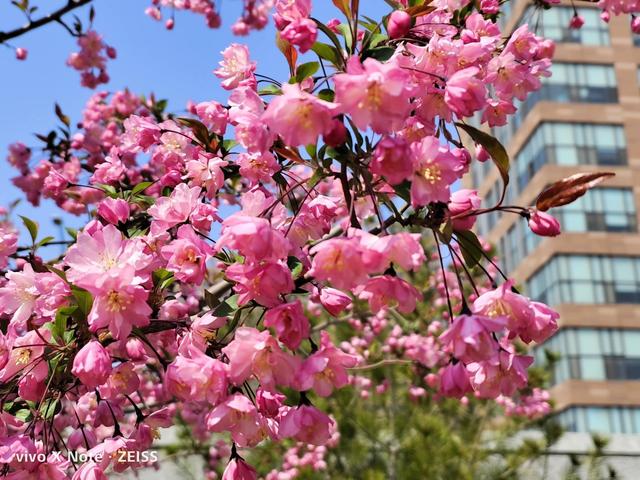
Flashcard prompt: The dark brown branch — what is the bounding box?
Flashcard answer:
[0,0,93,43]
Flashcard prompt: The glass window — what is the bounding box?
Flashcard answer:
[537,328,640,385]
[493,65,619,148]
[556,406,640,434]
[497,191,637,273]
[527,255,640,306]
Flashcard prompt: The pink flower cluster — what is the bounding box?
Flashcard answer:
[0,0,593,477]
[67,31,116,89]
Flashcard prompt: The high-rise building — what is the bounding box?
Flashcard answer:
[467,2,640,435]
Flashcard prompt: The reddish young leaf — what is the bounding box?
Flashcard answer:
[332,0,351,18]
[276,32,298,77]
[406,1,435,17]
[535,172,616,211]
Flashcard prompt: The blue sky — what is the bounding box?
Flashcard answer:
[0,0,392,244]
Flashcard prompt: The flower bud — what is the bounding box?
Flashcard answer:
[569,14,584,29]
[222,458,257,480]
[632,16,640,34]
[15,48,28,61]
[448,189,481,230]
[323,120,348,147]
[387,11,412,39]
[97,197,130,225]
[71,341,112,390]
[528,210,561,237]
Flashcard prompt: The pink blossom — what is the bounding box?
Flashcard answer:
[218,215,290,262]
[256,389,286,417]
[0,227,18,269]
[448,189,481,230]
[308,238,368,290]
[0,264,38,328]
[263,84,337,146]
[473,280,534,336]
[161,225,213,284]
[195,101,229,135]
[237,151,279,184]
[72,462,108,480]
[97,198,130,225]
[190,203,219,232]
[166,346,228,404]
[370,136,413,185]
[0,329,50,383]
[6,142,31,174]
[481,99,517,127]
[206,394,266,447]
[467,351,533,398]
[388,10,412,39]
[65,224,150,292]
[519,301,559,344]
[297,331,358,396]
[87,276,151,340]
[410,136,461,206]
[214,44,256,90]
[186,156,228,198]
[72,341,112,390]
[226,261,294,307]
[439,362,472,398]
[445,67,487,118]
[122,115,161,151]
[222,458,257,480]
[528,210,561,237]
[357,276,421,314]
[148,183,201,232]
[334,57,414,133]
[281,18,318,53]
[263,300,310,350]
[439,314,505,363]
[317,287,352,316]
[222,327,299,389]
[280,405,333,446]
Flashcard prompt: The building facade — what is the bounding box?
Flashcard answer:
[467,1,640,434]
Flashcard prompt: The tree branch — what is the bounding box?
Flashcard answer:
[0,0,93,43]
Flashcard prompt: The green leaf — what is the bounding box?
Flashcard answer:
[40,398,60,420]
[454,230,484,269]
[317,88,335,102]
[258,84,283,96]
[311,42,341,66]
[19,215,39,244]
[47,265,68,282]
[336,23,354,52]
[295,61,320,83]
[392,181,411,204]
[96,184,119,199]
[35,236,54,249]
[456,122,510,187]
[313,19,345,59]
[14,408,32,422]
[131,181,153,196]
[72,287,93,316]
[437,220,453,244]
[177,117,211,147]
[287,256,304,279]
[365,46,395,62]
[211,294,239,318]
[153,269,175,291]
[65,227,77,241]
[222,139,238,152]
